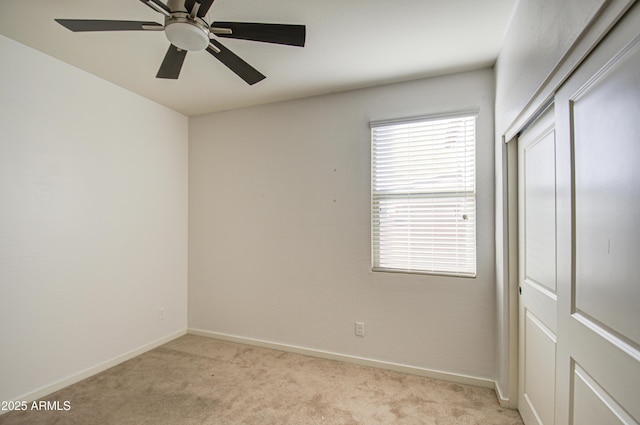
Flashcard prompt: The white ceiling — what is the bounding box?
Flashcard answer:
[0,0,515,116]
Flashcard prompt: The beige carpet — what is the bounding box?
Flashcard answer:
[0,335,523,424]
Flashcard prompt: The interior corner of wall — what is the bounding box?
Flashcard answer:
[495,381,518,409]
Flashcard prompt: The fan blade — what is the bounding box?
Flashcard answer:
[211,22,306,47]
[138,0,171,17]
[55,19,163,32]
[156,45,188,79]
[206,40,265,85]
[185,0,196,13]
[197,0,216,18]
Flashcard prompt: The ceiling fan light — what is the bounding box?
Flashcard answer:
[165,20,209,51]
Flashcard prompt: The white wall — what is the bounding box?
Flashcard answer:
[0,35,188,403]
[495,0,605,134]
[189,68,496,381]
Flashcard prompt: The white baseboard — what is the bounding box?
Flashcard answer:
[5,329,187,411]
[187,328,495,389]
[495,381,517,408]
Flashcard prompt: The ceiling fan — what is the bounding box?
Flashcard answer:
[55,0,306,84]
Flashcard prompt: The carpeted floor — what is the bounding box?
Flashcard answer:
[0,335,523,424]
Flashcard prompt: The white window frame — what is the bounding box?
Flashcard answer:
[371,112,477,277]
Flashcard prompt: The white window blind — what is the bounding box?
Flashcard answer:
[371,114,477,277]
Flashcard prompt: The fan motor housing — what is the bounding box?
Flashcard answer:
[164,13,210,51]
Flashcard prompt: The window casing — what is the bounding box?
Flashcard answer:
[371,113,477,277]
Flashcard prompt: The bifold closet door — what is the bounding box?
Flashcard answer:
[518,107,558,425]
[553,4,640,424]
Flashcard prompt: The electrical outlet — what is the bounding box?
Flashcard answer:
[355,322,365,337]
[158,307,166,321]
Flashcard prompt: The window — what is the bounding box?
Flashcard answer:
[371,113,476,277]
